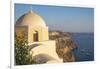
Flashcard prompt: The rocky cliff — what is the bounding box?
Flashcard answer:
[49,31,77,62]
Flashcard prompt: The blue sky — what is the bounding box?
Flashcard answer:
[15,4,94,32]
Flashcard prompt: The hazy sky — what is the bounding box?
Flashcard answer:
[15,4,94,32]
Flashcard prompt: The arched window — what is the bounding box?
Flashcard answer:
[33,31,38,42]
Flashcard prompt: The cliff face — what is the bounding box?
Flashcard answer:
[49,31,77,62]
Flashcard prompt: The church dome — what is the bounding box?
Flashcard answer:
[16,10,46,27]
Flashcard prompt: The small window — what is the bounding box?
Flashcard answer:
[33,31,38,42]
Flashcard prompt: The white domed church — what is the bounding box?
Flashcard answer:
[15,9,63,64]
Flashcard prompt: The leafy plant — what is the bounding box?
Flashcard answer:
[15,32,35,65]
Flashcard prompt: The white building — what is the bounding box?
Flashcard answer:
[15,9,63,64]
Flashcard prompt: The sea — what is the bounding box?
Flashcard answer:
[71,33,94,62]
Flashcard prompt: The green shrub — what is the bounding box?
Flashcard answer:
[15,33,35,65]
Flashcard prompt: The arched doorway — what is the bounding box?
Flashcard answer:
[33,31,38,42]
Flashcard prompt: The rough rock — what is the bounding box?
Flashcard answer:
[49,31,77,62]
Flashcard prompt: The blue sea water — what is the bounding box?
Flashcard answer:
[72,33,94,62]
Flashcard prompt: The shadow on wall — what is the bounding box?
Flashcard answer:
[32,54,57,64]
